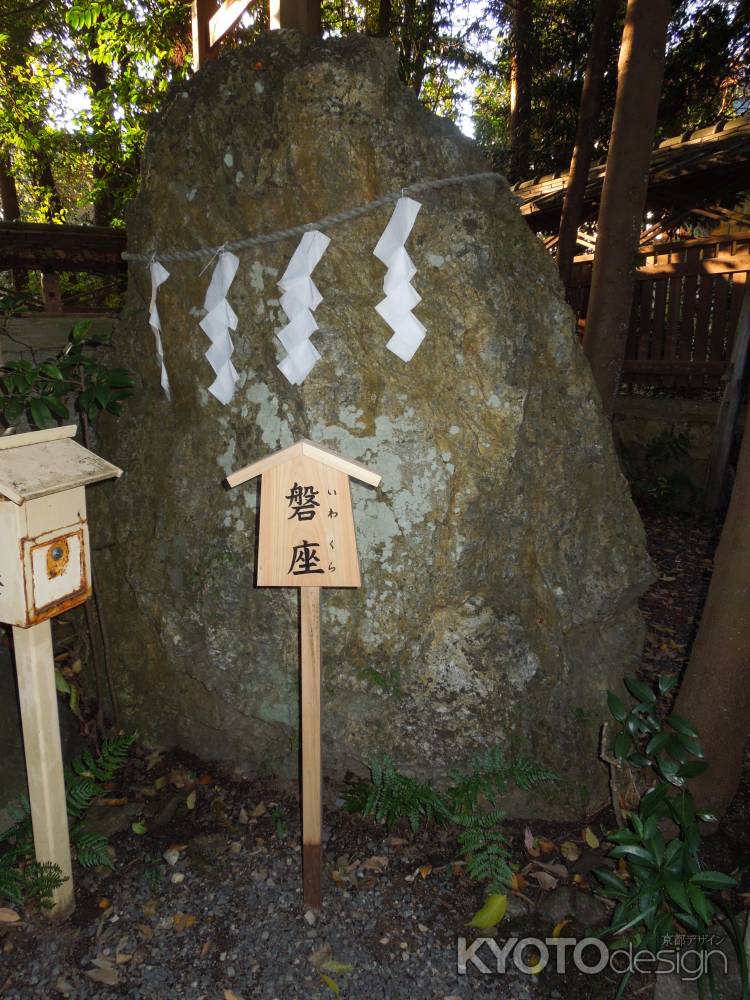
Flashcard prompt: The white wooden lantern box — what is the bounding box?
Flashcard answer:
[0,425,121,629]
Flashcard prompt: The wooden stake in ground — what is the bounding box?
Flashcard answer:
[0,425,121,918]
[226,439,381,909]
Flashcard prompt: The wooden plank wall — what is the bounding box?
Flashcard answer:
[570,232,750,388]
[0,315,116,366]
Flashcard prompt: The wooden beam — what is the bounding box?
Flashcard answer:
[192,0,217,71]
[0,222,126,274]
[209,0,252,47]
[300,586,322,910]
[13,620,74,919]
[705,282,750,511]
[632,253,750,279]
[622,360,726,376]
[270,0,320,33]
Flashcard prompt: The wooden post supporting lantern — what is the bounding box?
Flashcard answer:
[226,439,381,908]
[0,426,121,918]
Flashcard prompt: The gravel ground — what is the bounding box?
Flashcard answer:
[1,507,746,1000]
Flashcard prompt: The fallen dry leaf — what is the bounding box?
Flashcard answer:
[529,870,558,891]
[250,802,267,818]
[418,864,433,879]
[510,872,527,892]
[362,856,389,873]
[85,967,118,986]
[145,750,164,771]
[583,827,600,849]
[560,841,581,862]
[524,826,540,858]
[535,860,569,878]
[223,991,245,1000]
[186,790,197,811]
[0,908,20,923]
[552,919,571,938]
[173,913,198,932]
[538,838,556,855]
[309,943,333,969]
[98,898,111,910]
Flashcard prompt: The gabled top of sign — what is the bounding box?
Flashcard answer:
[226,439,382,490]
[0,425,122,505]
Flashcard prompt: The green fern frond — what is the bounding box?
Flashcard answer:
[21,862,66,908]
[71,825,113,869]
[510,757,557,791]
[345,754,451,833]
[455,810,513,893]
[0,733,134,906]
[0,855,65,909]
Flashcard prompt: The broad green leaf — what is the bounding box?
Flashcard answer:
[469,893,508,928]
[44,395,70,419]
[614,732,632,759]
[609,844,656,866]
[607,692,627,722]
[663,872,691,912]
[646,732,671,756]
[666,735,691,764]
[658,674,678,696]
[687,883,713,925]
[611,904,657,937]
[625,677,656,704]
[54,668,71,694]
[594,869,627,896]
[608,829,640,844]
[131,821,147,835]
[29,397,52,429]
[690,871,737,890]
[666,714,699,739]
[677,761,709,779]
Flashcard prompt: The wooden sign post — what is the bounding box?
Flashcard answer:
[226,439,381,908]
[0,426,121,918]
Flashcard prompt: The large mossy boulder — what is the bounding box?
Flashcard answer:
[94,31,653,817]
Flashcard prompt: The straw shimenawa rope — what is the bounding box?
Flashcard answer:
[122,171,502,265]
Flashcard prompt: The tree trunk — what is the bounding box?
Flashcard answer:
[0,151,25,291]
[557,0,620,298]
[32,153,63,222]
[0,152,20,221]
[582,0,671,414]
[376,0,391,37]
[673,402,750,818]
[508,0,532,182]
[90,59,117,226]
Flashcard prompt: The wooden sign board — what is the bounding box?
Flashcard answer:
[258,456,360,587]
[226,439,381,909]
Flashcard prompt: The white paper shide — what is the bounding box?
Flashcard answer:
[200,251,240,405]
[373,196,426,362]
[276,231,331,385]
[148,260,172,400]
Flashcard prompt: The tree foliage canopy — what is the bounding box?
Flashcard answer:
[0,0,748,226]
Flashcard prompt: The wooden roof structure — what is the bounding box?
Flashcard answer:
[0,425,122,504]
[226,439,382,489]
[517,115,750,233]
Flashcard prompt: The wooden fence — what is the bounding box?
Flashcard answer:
[570,232,750,388]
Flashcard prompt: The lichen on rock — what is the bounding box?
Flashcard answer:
[93,31,654,817]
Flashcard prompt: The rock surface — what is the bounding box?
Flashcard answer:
[93,31,653,817]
